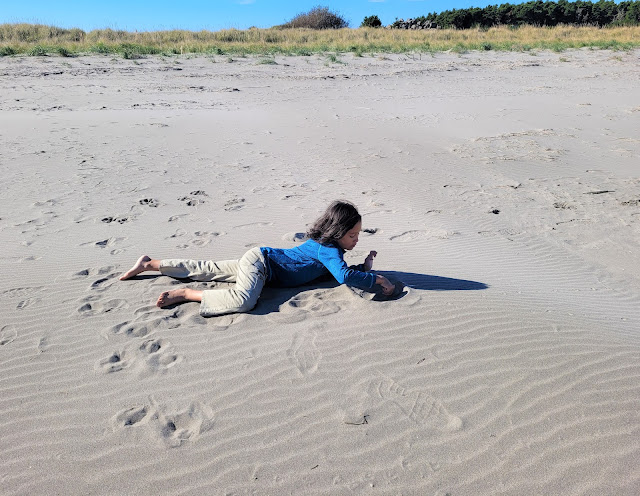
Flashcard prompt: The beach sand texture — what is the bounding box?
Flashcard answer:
[1,50,639,495]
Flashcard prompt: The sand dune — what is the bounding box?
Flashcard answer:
[1,49,639,495]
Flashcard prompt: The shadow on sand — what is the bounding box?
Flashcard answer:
[128,271,487,315]
[376,271,488,291]
[252,271,488,315]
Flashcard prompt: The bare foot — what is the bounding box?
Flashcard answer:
[156,288,202,308]
[120,255,155,280]
[156,289,189,308]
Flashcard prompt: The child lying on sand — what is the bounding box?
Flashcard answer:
[120,200,394,317]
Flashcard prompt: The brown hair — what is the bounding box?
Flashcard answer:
[307,200,361,245]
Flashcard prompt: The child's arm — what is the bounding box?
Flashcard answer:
[364,251,377,271]
[366,251,394,294]
[318,245,394,295]
[318,245,376,288]
[348,251,376,272]
[375,274,395,295]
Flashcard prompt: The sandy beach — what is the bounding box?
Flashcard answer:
[1,49,639,495]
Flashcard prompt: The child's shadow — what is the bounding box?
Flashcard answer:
[379,271,488,291]
[253,271,488,315]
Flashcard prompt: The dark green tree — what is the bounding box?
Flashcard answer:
[413,1,640,29]
[361,15,382,27]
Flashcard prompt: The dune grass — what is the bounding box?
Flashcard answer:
[0,23,639,57]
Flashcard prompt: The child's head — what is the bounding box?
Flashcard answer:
[307,200,362,250]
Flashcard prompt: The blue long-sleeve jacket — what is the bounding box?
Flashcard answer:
[260,239,376,289]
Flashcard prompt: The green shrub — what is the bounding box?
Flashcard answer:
[90,42,111,54]
[326,53,344,63]
[452,43,468,53]
[119,43,160,58]
[361,15,382,28]
[119,43,138,58]
[0,46,17,56]
[280,6,348,29]
[28,44,47,56]
[56,46,72,57]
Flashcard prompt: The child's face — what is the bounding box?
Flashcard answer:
[337,221,361,251]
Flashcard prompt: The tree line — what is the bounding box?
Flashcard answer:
[409,0,640,29]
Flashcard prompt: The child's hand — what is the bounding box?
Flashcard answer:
[364,250,377,271]
[376,275,395,295]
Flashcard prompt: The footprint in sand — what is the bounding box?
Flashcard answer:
[139,198,159,208]
[178,190,208,207]
[140,338,182,373]
[89,272,120,292]
[183,312,246,331]
[139,338,164,354]
[370,375,463,432]
[168,214,188,222]
[16,297,41,310]
[1,286,45,299]
[37,336,49,354]
[224,197,245,211]
[287,330,322,377]
[13,215,53,233]
[178,197,204,207]
[290,292,341,315]
[0,325,18,346]
[134,306,183,327]
[281,232,308,243]
[155,401,215,448]
[191,231,221,247]
[389,229,458,242]
[104,305,183,340]
[72,265,117,279]
[77,298,129,317]
[101,215,129,224]
[235,222,273,230]
[174,231,223,249]
[452,129,567,164]
[268,290,341,324]
[96,349,132,373]
[79,238,126,255]
[95,238,124,248]
[166,228,186,239]
[108,320,155,338]
[111,400,214,448]
[112,405,151,428]
[20,255,42,262]
[96,338,181,375]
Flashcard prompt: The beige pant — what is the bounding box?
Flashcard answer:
[159,247,267,317]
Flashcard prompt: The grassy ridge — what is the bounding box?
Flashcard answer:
[1,23,639,57]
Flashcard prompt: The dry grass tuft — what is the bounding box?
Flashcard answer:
[1,24,639,56]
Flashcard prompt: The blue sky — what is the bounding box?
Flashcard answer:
[1,1,499,31]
